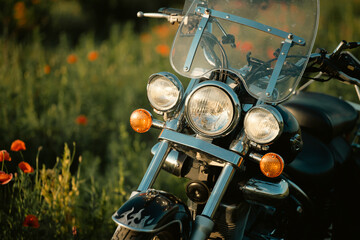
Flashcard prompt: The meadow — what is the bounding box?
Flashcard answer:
[1,0,360,239]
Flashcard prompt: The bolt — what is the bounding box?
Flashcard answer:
[205,9,210,15]
[297,206,303,213]
[288,33,294,40]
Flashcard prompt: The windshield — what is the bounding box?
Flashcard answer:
[171,0,319,103]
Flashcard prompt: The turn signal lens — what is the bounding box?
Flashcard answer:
[130,109,152,133]
[260,153,284,178]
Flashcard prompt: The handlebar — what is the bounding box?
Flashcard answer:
[305,40,360,87]
[137,8,184,24]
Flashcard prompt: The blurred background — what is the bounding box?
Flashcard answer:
[0,0,360,239]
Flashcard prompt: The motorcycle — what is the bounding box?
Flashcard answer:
[111,0,360,239]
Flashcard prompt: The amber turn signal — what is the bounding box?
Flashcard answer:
[130,109,153,133]
[260,153,284,178]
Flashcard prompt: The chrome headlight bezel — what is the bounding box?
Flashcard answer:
[147,72,184,113]
[185,81,241,138]
[244,105,284,145]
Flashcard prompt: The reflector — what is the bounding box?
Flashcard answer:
[260,153,284,178]
[130,109,152,133]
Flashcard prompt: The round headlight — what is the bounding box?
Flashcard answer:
[185,81,240,137]
[244,105,283,145]
[147,72,183,112]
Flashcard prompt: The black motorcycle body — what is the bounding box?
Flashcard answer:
[112,0,360,239]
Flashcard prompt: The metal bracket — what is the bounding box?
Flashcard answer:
[183,11,210,72]
[196,6,305,46]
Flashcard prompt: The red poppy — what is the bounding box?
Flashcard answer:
[10,139,26,151]
[240,42,254,52]
[0,150,11,162]
[67,54,78,64]
[140,33,152,43]
[87,51,98,62]
[44,64,51,74]
[18,161,34,173]
[153,24,173,39]
[23,215,40,228]
[0,171,13,185]
[155,44,170,57]
[76,115,88,126]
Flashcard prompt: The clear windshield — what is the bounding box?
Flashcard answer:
[171,0,319,103]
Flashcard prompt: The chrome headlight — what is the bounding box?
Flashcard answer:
[147,72,184,113]
[244,105,283,145]
[185,81,241,137]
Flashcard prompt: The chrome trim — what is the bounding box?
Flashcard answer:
[184,80,241,138]
[159,129,243,167]
[241,178,289,203]
[137,141,171,191]
[184,13,210,72]
[244,104,284,145]
[147,72,184,113]
[113,217,183,234]
[196,6,305,46]
[152,118,165,129]
[202,163,235,218]
[265,38,292,99]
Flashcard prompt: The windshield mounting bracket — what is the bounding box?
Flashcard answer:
[183,10,210,72]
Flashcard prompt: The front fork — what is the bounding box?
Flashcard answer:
[133,139,236,240]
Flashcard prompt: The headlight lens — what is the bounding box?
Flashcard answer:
[244,105,283,144]
[147,73,183,112]
[186,82,240,137]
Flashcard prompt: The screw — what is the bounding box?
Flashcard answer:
[288,33,294,40]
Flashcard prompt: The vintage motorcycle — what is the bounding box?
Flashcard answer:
[112,0,360,239]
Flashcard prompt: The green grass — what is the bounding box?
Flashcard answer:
[1,0,360,239]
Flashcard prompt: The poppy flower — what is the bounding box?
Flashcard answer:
[140,33,152,43]
[11,139,26,152]
[153,25,171,39]
[240,42,254,52]
[72,226,78,236]
[18,161,34,173]
[44,64,51,74]
[155,44,170,57]
[0,150,11,162]
[23,215,40,228]
[67,54,78,64]
[76,115,88,126]
[87,51,98,61]
[0,171,13,185]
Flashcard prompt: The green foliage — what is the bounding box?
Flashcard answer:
[1,0,360,238]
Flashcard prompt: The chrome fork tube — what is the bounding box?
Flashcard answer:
[190,163,236,240]
[137,140,170,192]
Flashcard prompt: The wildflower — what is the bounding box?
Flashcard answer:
[0,150,11,162]
[76,115,88,126]
[267,47,275,59]
[11,139,26,152]
[18,161,34,173]
[44,64,51,74]
[13,2,27,27]
[72,226,78,236]
[153,25,171,39]
[241,42,253,52]
[155,44,170,57]
[0,171,13,185]
[67,54,78,64]
[140,33,152,43]
[23,215,40,228]
[87,51,98,61]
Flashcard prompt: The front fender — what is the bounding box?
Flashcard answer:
[112,189,191,236]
